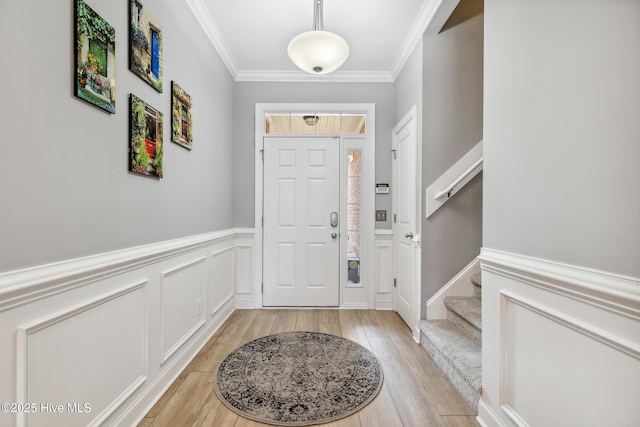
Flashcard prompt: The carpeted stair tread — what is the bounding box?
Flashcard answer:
[444,296,482,331]
[418,319,481,411]
[470,273,482,287]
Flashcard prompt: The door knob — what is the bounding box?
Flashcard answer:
[331,232,337,239]
[405,232,414,239]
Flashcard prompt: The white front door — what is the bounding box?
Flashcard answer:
[263,137,340,306]
[393,110,418,330]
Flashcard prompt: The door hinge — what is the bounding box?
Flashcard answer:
[393,214,397,223]
[393,278,397,288]
[261,283,264,292]
[391,149,397,159]
[260,149,264,160]
[262,216,264,226]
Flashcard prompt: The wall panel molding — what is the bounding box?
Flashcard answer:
[160,257,207,364]
[16,281,147,427]
[375,231,394,310]
[0,230,237,312]
[479,248,640,427]
[234,230,256,309]
[210,246,235,315]
[480,248,640,319]
[0,229,253,427]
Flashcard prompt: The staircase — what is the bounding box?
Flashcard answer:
[418,273,482,411]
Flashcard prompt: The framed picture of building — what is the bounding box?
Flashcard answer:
[74,0,116,113]
[171,82,193,149]
[129,94,163,178]
[129,0,163,92]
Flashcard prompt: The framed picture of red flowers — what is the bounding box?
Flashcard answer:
[129,94,163,178]
[74,0,116,113]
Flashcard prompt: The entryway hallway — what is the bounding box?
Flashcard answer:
[139,309,479,426]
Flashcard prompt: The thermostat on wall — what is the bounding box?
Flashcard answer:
[376,183,389,194]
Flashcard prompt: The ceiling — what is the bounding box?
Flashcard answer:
[186,0,460,82]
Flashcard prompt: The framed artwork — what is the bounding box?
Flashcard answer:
[129,0,163,92]
[171,82,193,149]
[129,94,163,178]
[74,0,116,113]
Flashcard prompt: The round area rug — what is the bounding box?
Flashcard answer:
[214,331,383,426]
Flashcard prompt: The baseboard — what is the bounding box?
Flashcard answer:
[477,399,506,427]
[426,257,480,319]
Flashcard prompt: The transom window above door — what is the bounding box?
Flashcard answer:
[265,113,366,135]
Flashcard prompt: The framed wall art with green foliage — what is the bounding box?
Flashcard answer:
[129,94,163,178]
[74,0,116,113]
[129,0,163,92]
[171,82,193,149]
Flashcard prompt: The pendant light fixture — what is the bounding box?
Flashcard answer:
[287,0,349,75]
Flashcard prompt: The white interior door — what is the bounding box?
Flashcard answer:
[263,137,340,306]
[393,112,418,329]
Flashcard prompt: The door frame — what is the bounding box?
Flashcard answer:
[254,103,376,308]
[392,106,422,342]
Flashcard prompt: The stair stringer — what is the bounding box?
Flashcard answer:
[426,257,480,320]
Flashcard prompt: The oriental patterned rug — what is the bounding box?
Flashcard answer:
[214,331,383,426]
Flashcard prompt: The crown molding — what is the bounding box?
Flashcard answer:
[390,0,460,80]
[186,0,239,79]
[187,0,458,83]
[235,70,394,83]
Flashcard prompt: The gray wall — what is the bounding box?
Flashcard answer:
[0,0,235,272]
[484,0,640,277]
[395,39,423,124]
[233,82,395,228]
[421,14,484,306]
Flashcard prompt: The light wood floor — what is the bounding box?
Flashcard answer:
[138,309,479,427]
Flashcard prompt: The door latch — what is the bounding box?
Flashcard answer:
[330,211,338,228]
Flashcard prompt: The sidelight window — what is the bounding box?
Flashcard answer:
[347,150,362,284]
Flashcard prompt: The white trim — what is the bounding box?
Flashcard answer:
[236,70,394,83]
[255,103,376,309]
[480,248,640,319]
[185,0,238,79]
[160,257,207,364]
[374,230,394,310]
[426,257,480,319]
[123,296,235,427]
[477,399,508,427]
[16,281,147,427]
[426,140,483,218]
[186,0,460,83]
[390,0,461,80]
[392,106,422,341]
[209,246,235,315]
[0,229,237,312]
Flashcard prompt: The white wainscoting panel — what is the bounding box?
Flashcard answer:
[210,246,235,315]
[478,248,640,427]
[17,281,146,427]
[234,230,256,309]
[375,231,394,310]
[0,229,252,427]
[500,291,639,427]
[160,258,207,364]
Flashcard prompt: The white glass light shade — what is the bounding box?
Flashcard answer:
[287,30,349,74]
